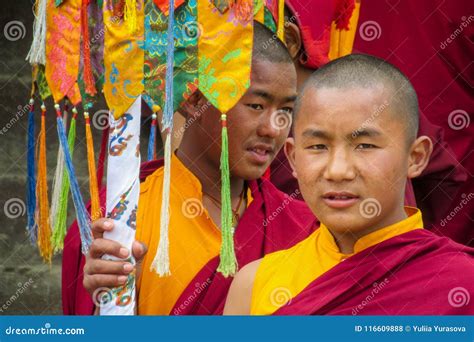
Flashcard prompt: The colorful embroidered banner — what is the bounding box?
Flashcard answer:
[103,0,145,119]
[197,0,253,113]
[143,0,198,112]
[45,0,82,105]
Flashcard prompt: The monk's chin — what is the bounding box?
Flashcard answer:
[316,207,368,230]
[236,164,268,181]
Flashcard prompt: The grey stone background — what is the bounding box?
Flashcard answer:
[0,1,157,315]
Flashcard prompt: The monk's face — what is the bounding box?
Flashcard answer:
[200,59,297,180]
[287,85,417,237]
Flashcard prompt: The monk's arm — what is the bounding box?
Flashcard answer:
[223,259,262,315]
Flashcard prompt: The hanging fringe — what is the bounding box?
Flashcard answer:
[147,113,157,161]
[276,0,285,42]
[36,104,52,264]
[49,103,68,241]
[124,0,137,34]
[217,114,237,277]
[84,110,101,220]
[55,104,93,254]
[26,99,37,244]
[81,0,97,96]
[150,130,172,276]
[51,107,77,252]
[151,0,175,276]
[96,125,108,189]
[26,0,47,65]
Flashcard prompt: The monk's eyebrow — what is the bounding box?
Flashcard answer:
[282,95,297,103]
[350,128,382,139]
[250,90,274,101]
[249,90,297,103]
[302,129,331,139]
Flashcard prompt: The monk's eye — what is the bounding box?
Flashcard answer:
[307,144,327,150]
[280,107,293,114]
[247,104,264,110]
[356,143,377,149]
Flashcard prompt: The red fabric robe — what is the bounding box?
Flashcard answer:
[274,229,474,315]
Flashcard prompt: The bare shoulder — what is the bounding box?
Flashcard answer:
[223,259,262,315]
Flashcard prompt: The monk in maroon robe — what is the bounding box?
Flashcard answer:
[224,54,474,315]
[270,0,470,244]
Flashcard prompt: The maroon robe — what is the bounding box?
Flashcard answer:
[62,160,318,315]
[274,229,474,315]
[352,0,473,246]
[272,0,470,244]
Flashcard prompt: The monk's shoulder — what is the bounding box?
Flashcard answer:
[139,161,165,194]
[404,231,474,283]
[224,259,262,315]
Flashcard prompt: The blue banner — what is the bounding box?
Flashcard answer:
[0,316,473,341]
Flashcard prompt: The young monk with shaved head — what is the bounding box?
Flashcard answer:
[225,54,474,315]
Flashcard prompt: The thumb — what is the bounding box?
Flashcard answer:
[132,241,148,280]
[132,240,148,262]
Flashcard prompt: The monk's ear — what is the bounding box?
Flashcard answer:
[407,135,433,179]
[179,90,206,122]
[284,22,302,61]
[284,137,298,179]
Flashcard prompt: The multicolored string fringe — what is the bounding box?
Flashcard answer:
[26,99,37,244]
[151,0,175,276]
[26,0,47,65]
[52,107,78,252]
[216,114,237,277]
[84,110,101,220]
[50,103,68,245]
[147,113,157,161]
[55,104,93,254]
[97,125,108,189]
[36,104,52,263]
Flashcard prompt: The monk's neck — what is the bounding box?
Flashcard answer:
[175,148,245,202]
[330,206,408,254]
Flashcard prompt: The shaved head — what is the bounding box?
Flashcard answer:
[253,21,293,64]
[295,54,419,143]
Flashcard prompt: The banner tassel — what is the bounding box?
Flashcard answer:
[151,0,175,276]
[84,110,101,220]
[216,114,237,277]
[50,103,68,244]
[55,104,93,254]
[36,103,53,263]
[52,107,77,252]
[26,98,37,244]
